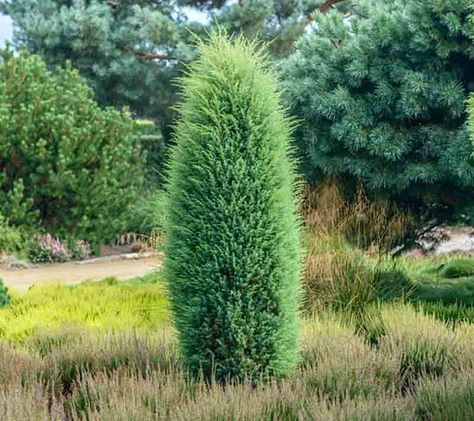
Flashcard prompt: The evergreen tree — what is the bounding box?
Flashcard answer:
[0,0,194,134]
[283,0,474,225]
[0,50,144,244]
[165,33,301,383]
[1,0,349,144]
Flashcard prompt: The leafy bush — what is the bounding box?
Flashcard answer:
[66,238,92,261]
[27,234,92,263]
[0,50,144,245]
[165,33,302,383]
[283,0,474,225]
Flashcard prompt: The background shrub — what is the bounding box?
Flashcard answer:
[0,214,26,256]
[0,278,9,307]
[0,50,144,246]
[165,33,302,383]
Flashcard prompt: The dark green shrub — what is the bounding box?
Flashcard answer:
[0,278,10,307]
[0,50,144,245]
[165,33,302,383]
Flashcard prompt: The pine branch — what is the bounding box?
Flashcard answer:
[128,48,176,62]
[303,0,346,26]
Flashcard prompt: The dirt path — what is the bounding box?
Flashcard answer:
[0,256,160,291]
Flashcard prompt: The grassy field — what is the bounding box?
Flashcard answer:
[0,268,473,420]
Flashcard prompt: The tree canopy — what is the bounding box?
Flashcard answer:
[0,0,349,135]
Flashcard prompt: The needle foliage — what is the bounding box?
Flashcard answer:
[164,33,302,383]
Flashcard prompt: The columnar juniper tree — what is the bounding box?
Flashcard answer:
[165,33,301,383]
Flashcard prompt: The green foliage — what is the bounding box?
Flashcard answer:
[283,0,474,223]
[0,0,189,131]
[0,278,10,307]
[439,258,474,279]
[403,255,474,306]
[135,120,166,185]
[0,213,26,255]
[1,1,351,181]
[165,33,302,383]
[419,302,474,324]
[0,50,144,245]
[469,93,474,153]
[126,189,167,236]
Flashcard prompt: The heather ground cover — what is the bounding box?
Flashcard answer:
[0,273,472,420]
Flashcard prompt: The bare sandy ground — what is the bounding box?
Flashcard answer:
[0,256,160,291]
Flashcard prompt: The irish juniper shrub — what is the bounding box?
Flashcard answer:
[164,33,302,383]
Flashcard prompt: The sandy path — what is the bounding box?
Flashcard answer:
[0,256,160,291]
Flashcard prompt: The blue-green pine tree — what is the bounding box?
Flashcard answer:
[283,0,474,226]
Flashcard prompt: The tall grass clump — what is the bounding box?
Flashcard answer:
[302,180,412,313]
[164,32,302,383]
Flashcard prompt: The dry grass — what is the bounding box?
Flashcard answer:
[0,297,472,420]
[302,179,411,253]
[116,231,161,253]
[301,180,414,313]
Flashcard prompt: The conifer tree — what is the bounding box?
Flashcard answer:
[1,0,350,155]
[0,50,144,244]
[283,0,474,225]
[165,33,301,383]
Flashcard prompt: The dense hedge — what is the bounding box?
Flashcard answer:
[164,33,302,383]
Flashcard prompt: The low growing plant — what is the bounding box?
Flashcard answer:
[28,234,70,263]
[67,238,92,261]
